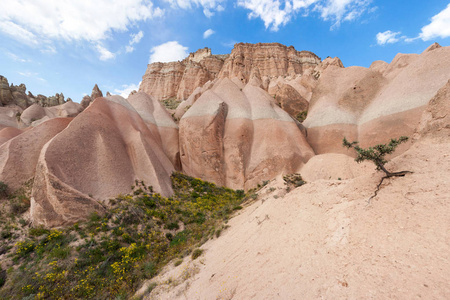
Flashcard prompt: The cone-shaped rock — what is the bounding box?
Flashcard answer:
[30,96,175,227]
[179,78,314,190]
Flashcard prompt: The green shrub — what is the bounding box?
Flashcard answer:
[0,181,8,198]
[191,249,203,260]
[283,173,306,189]
[296,111,307,123]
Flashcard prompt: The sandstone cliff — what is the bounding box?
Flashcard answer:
[140,48,227,101]
[139,43,321,102]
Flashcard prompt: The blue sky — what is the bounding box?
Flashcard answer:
[1,0,449,102]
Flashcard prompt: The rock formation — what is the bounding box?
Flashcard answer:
[1,42,449,228]
[415,79,450,140]
[274,84,309,119]
[30,96,176,227]
[140,48,226,101]
[80,84,104,108]
[218,43,321,81]
[179,78,315,190]
[20,101,83,126]
[0,118,72,190]
[303,43,450,156]
[0,75,68,109]
[140,43,321,103]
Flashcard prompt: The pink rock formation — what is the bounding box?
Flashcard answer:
[304,44,450,155]
[140,44,321,103]
[0,106,22,129]
[20,101,83,126]
[31,96,176,227]
[0,127,23,146]
[415,79,450,140]
[127,92,180,169]
[218,43,321,82]
[274,84,309,118]
[140,48,226,101]
[80,84,104,109]
[179,78,314,190]
[0,118,72,190]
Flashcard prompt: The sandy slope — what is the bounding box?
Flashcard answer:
[141,137,449,299]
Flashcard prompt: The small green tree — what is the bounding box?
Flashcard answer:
[343,136,410,177]
[343,136,412,202]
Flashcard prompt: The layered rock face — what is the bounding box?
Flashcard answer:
[140,43,321,102]
[218,43,321,81]
[303,43,450,155]
[140,48,226,101]
[30,96,177,226]
[179,78,315,190]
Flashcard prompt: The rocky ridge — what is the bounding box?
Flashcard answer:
[0,75,70,109]
[0,43,449,228]
[139,43,321,102]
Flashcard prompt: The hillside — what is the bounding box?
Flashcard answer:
[0,42,449,299]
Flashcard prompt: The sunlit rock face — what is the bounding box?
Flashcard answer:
[179,78,314,191]
[139,43,321,103]
[30,96,177,227]
[303,44,450,156]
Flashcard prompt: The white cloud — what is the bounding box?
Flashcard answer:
[315,0,372,29]
[0,0,163,46]
[96,44,116,61]
[114,82,141,98]
[237,0,372,31]
[165,0,224,17]
[149,41,189,63]
[0,20,38,45]
[419,3,450,41]
[6,52,31,63]
[376,30,401,45]
[126,30,144,53]
[130,31,144,45]
[18,71,46,82]
[203,29,215,38]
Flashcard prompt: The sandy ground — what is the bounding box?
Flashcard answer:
[139,137,449,299]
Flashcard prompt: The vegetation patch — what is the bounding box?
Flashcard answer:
[283,173,306,192]
[0,173,249,299]
[295,111,307,123]
[161,97,182,110]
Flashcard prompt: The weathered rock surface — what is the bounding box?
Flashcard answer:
[0,118,72,190]
[218,43,321,82]
[0,106,22,129]
[140,48,226,101]
[80,84,104,109]
[179,78,315,190]
[0,127,23,146]
[274,84,309,118]
[0,75,68,109]
[20,101,83,126]
[303,44,450,155]
[30,96,176,227]
[415,79,450,140]
[140,43,321,103]
[127,92,180,169]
